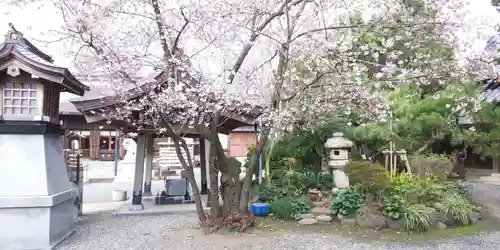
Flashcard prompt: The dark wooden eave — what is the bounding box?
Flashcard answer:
[0,28,89,96]
[70,84,262,133]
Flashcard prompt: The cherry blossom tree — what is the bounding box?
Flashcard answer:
[3,0,497,232]
[51,0,393,231]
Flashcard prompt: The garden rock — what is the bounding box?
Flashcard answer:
[436,221,447,229]
[386,218,405,230]
[313,201,326,207]
[316,215,333,223]
[311,207,331,216]
[468,212,480,225]
[337,215,356,226]
[298,218,318,225]
[300,213,315,220]
[355,206,387,230]
[437,212,454,226]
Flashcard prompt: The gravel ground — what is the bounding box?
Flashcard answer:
[57,212,500,250]
[468,181,500,219]
[57,182,500,250]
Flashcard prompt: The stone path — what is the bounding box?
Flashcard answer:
[57,213,500,250]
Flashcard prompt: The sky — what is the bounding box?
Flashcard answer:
[1,0,500,102]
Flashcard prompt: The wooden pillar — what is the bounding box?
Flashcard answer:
[63,129,70,149]
[130,133,147,211]
[143,134,154,196]
[89,129,99,160]
[200,138,208,194]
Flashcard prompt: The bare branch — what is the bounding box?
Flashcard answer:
[149,0,172,63]
[227,0,306,85]
[172,7,190,56]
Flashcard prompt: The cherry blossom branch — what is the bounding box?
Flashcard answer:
[280,71,336,102]
[172,8,190,55]
[150,0,172,63]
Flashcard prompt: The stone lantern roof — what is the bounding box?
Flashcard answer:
[324,132,353,149]
[0,24,89,96]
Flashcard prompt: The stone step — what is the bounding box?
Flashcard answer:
[311,206,332,216]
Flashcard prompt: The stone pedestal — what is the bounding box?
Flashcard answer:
[0,134,77,250]
[332,169,349,188]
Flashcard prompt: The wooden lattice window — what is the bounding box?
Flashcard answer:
[2,81,39,115]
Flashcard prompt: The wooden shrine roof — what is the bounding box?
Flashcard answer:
[0,24,89,96]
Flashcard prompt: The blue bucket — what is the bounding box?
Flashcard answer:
[250,202,269,216]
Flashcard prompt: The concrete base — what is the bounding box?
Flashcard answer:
[113,196,209,216]
[129,204,144,211]
[0,192,77,250]
[0,134,78,250]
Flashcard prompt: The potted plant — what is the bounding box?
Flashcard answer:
[307,188,321,201]
[304,171,329,201]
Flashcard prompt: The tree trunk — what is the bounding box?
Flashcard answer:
[209,140,221,218]
[170,135,207,223]
[416,138,436,154]
[493,156,500,173]
[211,135,240,217]
[239,128,270,211]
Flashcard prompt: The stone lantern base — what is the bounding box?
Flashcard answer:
[0,133,77,249]
[332,169,349,189]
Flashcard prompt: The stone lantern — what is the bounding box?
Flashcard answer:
[324,132,353,189]
[0,26,89,249]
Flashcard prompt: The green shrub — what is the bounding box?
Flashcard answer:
[415,178,450,205]
[257,184,288,203]
[303,171,333,191]
[345,160,390,194]
[382,194,407,220]
[291,196,313,219]
[410,154,454,180]
[269,196,312,220]
[272,167,307,195]
[269,197,295,220]
[331,187,363,217]
[452,181,472,200]
[435,194,475,226]
[404,204,436,232]
[389,173,449,205]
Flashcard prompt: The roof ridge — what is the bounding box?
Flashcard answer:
[4,24,53,63]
